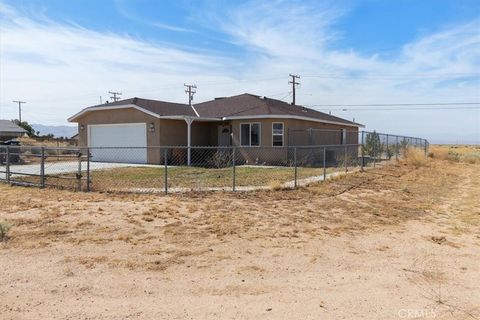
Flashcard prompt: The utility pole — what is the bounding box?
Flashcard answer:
[108,91,122,102]
[288,74,300,105]
[184,83,197,107]
[12,100,26,123]
[183,83,197,167]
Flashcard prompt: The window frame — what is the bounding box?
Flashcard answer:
[271,122,284,147]
[239,122,261,147]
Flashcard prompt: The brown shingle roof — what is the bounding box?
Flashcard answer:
[87,97,197,117]
[195,94,361,126]
[70,94,362,127]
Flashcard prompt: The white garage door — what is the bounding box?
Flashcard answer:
[88,123,147,163]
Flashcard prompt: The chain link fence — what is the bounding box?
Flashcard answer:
[0,145,88,190]
[0,131,428,193]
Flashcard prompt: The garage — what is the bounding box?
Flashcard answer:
[88,123,147,163]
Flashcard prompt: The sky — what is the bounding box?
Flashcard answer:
[0,0,479,143]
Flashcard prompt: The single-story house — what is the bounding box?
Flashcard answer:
[68,93,363,164]
[0,120,27,142]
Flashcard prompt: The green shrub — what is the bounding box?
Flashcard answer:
[362,131,384,158]
[447,151,460,162]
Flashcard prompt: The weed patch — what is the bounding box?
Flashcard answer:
[0,221,11,241]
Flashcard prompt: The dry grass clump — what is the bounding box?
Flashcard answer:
[268,180,284,190]
[428,146,449,160]
[404,147,428,168]
[0,221,12,241]
[326,172,347,182]
[429,145,480,164]
[463,152,480,164]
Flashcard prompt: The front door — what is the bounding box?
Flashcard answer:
[218,125,231,146]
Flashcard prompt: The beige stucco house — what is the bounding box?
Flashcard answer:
[68,93,363,164]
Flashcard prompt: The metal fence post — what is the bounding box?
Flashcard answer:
[373,140,376,168]
[386,134,389,165]
[77,151,82,192]
[6,146,10,183]
[232,147,236,191]
[424,140,428,157]
[344,144,348,173]
[164,148,168,194]
[86,147,91,192]
[361,131,364,171]
[294,147,297,188]
[323,147,326,181]
[395,136,399,161]
[40,147,45,188]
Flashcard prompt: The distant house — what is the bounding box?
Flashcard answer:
[68,93,363,164]
[0,120,27,142]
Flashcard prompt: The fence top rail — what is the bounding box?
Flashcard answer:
[0,152,83,158]
[290,144,361,149]
[0,146,81,151]
[361,130,427,142]
[0,141,431,151]
[288,128,360,133]
[287,128,428,143]
[77,144,363,150]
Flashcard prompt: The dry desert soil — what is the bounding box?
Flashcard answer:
[1,156,479,319]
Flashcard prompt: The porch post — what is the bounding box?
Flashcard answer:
[185,117,193,166]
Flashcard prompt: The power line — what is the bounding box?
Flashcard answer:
[313,106,480,111]
[310,102,480,107]
[13,72,480,104]
[310,102,480,112]
[108,91,122,102]
[12,100,26,123]
[302,72,480,80]
[288,74,300,105]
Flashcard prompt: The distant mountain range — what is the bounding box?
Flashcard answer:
[32,124,77,138]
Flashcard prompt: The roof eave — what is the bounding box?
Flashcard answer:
[68,104,221,122]
[68,104,162,122]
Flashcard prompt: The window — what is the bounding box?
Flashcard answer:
[240,123,260,146]
[272,122,284,147]
[340,129,346,145]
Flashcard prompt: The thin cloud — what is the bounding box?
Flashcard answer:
[151,22,192,33]
[0,1,478,142]
[114,0,193,33]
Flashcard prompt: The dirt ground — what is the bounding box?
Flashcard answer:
[0,153,479,319]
